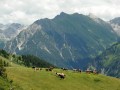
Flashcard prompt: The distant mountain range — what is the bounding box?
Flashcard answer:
[0,23,25,49]
[0,23,25,41]
[4,12,118,69]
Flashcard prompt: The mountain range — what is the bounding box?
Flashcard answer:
[4,12,118,70]
[0,23,25,48]
[0,23,25,40]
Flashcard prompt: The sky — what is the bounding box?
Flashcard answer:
[0,0,120,25]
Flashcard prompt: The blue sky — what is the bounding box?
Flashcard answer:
[0,0,120,25]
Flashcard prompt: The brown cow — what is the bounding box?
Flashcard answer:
[61,68,68,71]
[32,67,42,71]
[86,70,93,74]
[46,67,54,71]
[73,69,82,73]
[93,69,99,74]
[85,68,93,74]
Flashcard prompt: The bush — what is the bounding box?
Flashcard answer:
[0,49,9,59]
[0,59,7,78]
[0,66,7,78]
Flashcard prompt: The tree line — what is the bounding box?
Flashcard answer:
[0,49,55,68]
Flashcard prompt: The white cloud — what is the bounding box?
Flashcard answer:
[0,0,120,25]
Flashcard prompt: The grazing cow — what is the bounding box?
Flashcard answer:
[39,68,42,70]
[93,69,99,75]
[77,69,82,73]
[86,70,93,74]
[56,72,66,79]
[49,66,54,71]
[32,66,35,69]
[73,69,82,73]
[85,68,93,74]
[32,67,42,71]
[61,68,68,71]
[45,68,49,71]
[45,67,53,71]
[73,69,77,72]
[35,68,40,70]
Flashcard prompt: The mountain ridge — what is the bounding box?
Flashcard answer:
[4,12,118,69]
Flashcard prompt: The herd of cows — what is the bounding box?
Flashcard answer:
[32,66,99,79]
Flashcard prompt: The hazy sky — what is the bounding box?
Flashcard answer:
[0,0,120,25]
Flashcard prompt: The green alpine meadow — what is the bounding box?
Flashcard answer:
[6,66,120,90]
[0,55,120,90]
[0,50,120,90]
[0,0,120,90]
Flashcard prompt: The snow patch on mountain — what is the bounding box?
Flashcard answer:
[44,46,51,54]
[59,51,64,59]
[68,46,74,61]
[41,45,51,54]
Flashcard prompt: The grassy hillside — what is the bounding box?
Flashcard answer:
[0,55,22,90]
[0,50,120,90]
[6,66,120,90]
[0,76,10,90]
[0,50,54,90]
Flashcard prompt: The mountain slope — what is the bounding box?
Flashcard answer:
[94,42,120,78]
[0,23,25,49]
[109,17,120,36]
[5,12,118,68]
[0,23,25,41]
